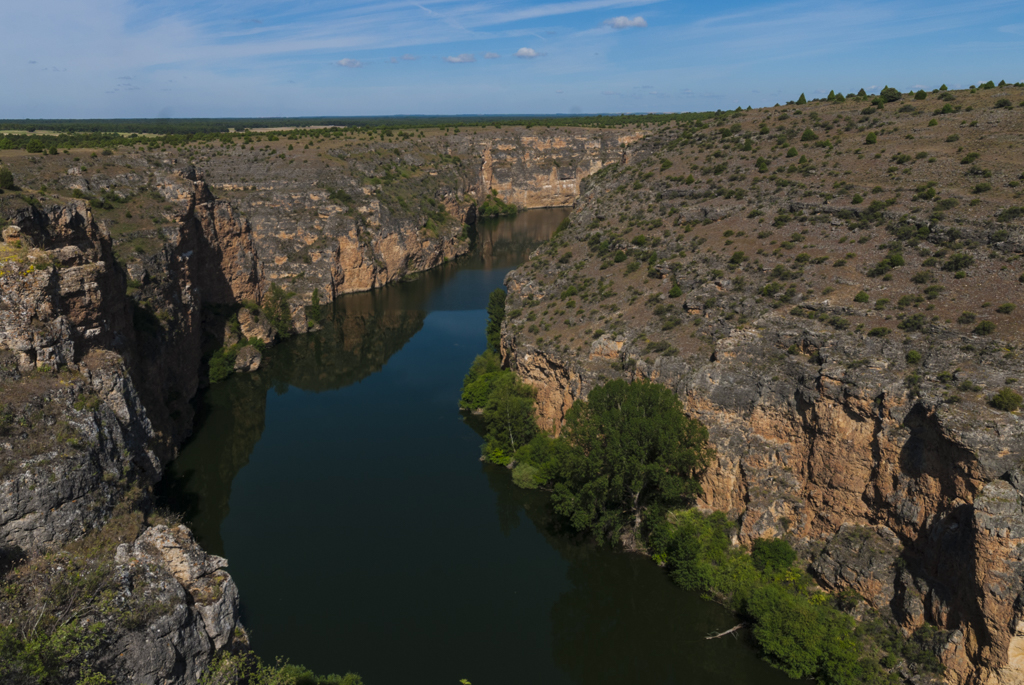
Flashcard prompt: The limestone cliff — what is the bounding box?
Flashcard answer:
[499,93,1024,684]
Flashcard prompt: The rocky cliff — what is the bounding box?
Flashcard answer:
[0,200,245,683]
[500,88,1024,684]
[0,124,635,682]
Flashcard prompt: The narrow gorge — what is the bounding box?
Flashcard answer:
[1,91,1023,685]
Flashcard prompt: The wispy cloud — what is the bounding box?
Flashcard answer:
[604,16,647,28]
[338,58,362,67]
[401,53,418,60]
[445,53,476,63]
[516,47,539,58]
[484,52,500,58]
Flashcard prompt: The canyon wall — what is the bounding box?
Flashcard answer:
[498,101,1024,684]
[0,126,628,682]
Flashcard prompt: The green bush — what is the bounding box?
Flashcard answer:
[0,167,13,190]
[990,388,1023,412]
[853,291,869,303]
[996,303,1016,314]
[865,132,877,145]
[751,538,797,572]
[306,288,323,327]
[801,128,818,142]
[973,320,996,335]
[479,188,517,217]
[906,350,922,364]
[459,349,503,410]
[200,653,362,685]
[263,283,295,338]
[786,147,798,158]
[485,288,506,352]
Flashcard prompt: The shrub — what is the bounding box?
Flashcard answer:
[786,147,798,158]
[990,388,1023,412]
[801,128,818,142]
[262,283,295,338]
[867,327,890,337]
[796,93,807,105]
[854,291,869,303]
[942,253,974,271]
[306,288,323,327]
[851,194,863,204]
[0,167,13,190]
[751,538,797,572]
[485,288,506,352]
[973,321,996,335]
[906,350,922,364]
[914,90,927,100]
[996,207,1024,222]
[996,303,1016,314]
[865,132,877,144]
[994,98,1013,109]
[957,312,977,324]
[898,314,927,331]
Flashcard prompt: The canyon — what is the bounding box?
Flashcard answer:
[1,86,1023,684]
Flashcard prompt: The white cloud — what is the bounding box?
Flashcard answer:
[401,53,418,60]
[604,16,647,29]
[338,58,362,68]
[445,53,476,63]
[484,52,500,59]
[516,47,539,58]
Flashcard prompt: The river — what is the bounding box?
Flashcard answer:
[160,208,793,685]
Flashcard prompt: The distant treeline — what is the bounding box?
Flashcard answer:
[0,111,719,149]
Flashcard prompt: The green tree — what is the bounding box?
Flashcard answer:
[879,85,901,102]
[263,283,295,339]
[551,380,712,539]
[484,372,538,462]
[800,127,818,141]
[306,288,322,327]
[796,93,807,105]
[485,288,506,352]
[0,167,13,190]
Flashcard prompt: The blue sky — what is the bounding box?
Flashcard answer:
[2,0,1022,118]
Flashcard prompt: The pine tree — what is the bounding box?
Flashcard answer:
[796,93,807,105]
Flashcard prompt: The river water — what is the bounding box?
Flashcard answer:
[161,209,793,685]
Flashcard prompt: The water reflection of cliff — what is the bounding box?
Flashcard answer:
[160,299,427,555]
[160,209,565,556]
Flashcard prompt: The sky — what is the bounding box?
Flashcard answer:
[1,0,1022,119]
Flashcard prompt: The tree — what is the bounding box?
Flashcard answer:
[879,86,902,102]
[551,380,712,540]
[800,127,818,142]
[485,288,506,352]
[484,372,537,462]
[796,93,807,105]
[262,283,295,339]
[306,288,322,327]
[0,167,13,190]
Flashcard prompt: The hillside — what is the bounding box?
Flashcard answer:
[499,84,1024,684]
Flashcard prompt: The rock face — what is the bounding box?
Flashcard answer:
[0,127,632,682]
[0,195,244,682]
[99,525,244,684]
[498,97,1024,684]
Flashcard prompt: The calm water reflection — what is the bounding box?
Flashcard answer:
[160,209,793,685]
